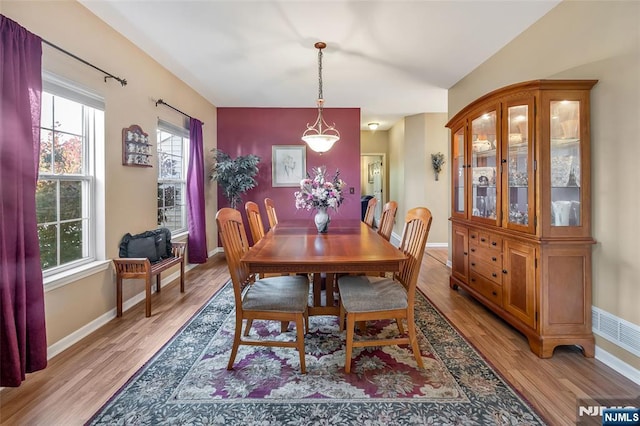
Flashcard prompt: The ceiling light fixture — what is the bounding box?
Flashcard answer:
[368,122,379,131]
[302,42,340,153]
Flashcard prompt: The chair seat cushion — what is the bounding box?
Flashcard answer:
[242,275,309,313]
[338,275,407,313]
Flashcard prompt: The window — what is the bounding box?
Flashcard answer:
[37,74,104,276]
[157,121,188,233]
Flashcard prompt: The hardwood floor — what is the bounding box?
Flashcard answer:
[1,249,638,425]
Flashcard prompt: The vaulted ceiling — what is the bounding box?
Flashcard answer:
[81,0,559,130]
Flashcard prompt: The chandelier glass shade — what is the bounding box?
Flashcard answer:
[302,42,340,153]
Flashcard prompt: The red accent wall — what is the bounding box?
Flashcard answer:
[216,107,361,228]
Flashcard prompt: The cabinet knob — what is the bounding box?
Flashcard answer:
[492,273,497,277]
[471,262,476,267]
[471,235,476,239]
[501,159,507,164]
[471,278,476,282]
[492,291,497,296]
[491,241,497,246]
[463,251,468,256]
[502,269,508,274]
[480,238,486,242]
[491,256,497,261]
[471,248,476,252]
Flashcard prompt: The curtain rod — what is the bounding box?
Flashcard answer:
[155,99,204,126]
[42,39,127,87]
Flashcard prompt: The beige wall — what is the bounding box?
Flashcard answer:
[448,0,640,367]
[388,120,405,238]
[361,130,389,154]
[3,1,218,346]
[424,113,449,245]
[384,114,449,245]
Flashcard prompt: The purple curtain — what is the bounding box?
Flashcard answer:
[186,118,208,263]
[0,15,48,387]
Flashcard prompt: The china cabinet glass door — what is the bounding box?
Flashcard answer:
[452,126,466,218]
[504,100,535,233]
[550,100,581,228]
[470,109,498,224]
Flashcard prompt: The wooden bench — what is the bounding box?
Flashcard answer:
[113,241,186,317]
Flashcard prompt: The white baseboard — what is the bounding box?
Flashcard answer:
[595,346,640,386]
[427,242,449,248]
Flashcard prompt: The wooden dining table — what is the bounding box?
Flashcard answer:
[241,219,407,316]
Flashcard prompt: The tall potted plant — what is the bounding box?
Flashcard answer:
[210,149,260,209]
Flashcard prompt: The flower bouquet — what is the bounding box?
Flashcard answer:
[294,166,346,232]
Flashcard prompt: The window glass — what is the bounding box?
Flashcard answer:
[157,121,189,233]
[37,77,103,275]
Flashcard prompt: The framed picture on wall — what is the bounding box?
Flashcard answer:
[272,145,306,187]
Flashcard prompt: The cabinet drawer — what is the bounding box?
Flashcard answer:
[468,245,502,266]
[488,234,502,249]
[469,255,503,285]
[469,230,480,245]
[469,230,502,249]
[469,272,503,307]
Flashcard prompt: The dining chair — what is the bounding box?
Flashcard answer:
[245,201,266,245]
[216,207,310,373]
[264,197,279,230]
[338,207,433,373]
[363,197,377,227]
[377,200,398,241]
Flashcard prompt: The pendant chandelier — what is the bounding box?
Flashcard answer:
[302,42,340,153]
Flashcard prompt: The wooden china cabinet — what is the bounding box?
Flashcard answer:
[447,80,598,358]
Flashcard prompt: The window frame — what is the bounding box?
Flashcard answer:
[157,119,189,235]
[38,72,105,280]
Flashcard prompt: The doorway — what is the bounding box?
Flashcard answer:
[361,154,385,226]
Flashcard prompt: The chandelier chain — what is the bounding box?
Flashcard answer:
[317,48,324,101]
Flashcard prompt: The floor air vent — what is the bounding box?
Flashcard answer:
[592,306,640,357]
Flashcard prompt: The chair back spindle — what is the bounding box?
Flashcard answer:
[217,208,252,296]
[245,201,266,245]
[264,198,279,230]
[363,197,377,227]
[377,200,398,241]
[395,207,432,295]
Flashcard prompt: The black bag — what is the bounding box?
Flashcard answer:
[119,228,173,263]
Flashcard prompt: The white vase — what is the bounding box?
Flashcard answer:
[552,200,572,226]
[314,207,330,233]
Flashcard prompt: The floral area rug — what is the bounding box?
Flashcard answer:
[89,282,545,425]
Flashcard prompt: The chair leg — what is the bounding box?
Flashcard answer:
[227,315,243,370]
[345,314,356,373]
[280,321,289,332]
[339,303,346,331]
[156,273,161,293]
[396,317,405,334]
[243,319,254,336]
[406,318,424,369]
[295,313,306,374]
